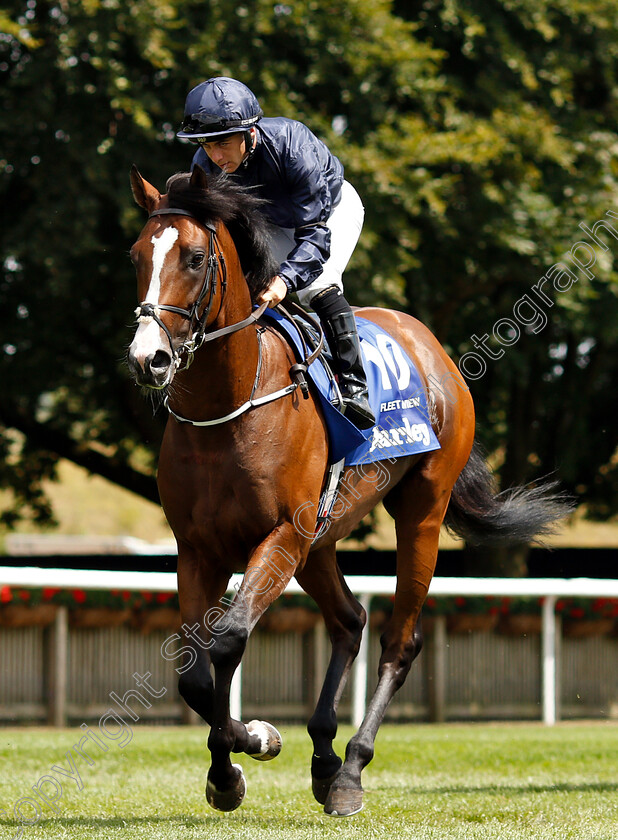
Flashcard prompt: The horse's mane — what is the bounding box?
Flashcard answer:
[165,171,279,299]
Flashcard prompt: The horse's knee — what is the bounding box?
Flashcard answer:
[308,705,337,745]
[209,620,248,668]
[412,619,424,658]
[178,667,213,698]
[178,666,214,715]
[380,612,424,656]
[350,603,367,641]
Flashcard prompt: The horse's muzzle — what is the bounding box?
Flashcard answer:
[127,347,174,389]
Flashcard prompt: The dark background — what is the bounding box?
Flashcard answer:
[2,548,615,579]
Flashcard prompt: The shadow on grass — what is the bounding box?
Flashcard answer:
[378,781,618,796]
[0,808,331,832]
[0,815,253,837]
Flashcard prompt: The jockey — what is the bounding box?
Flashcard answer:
[177,76,375,430]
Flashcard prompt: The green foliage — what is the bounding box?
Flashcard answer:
[389,0,618,515]
[5,588,616,621]
[0,0,616,539]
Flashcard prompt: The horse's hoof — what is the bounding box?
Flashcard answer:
[246,719,282,761]
[205,764,246,812]
[324,786,364,817]
[311,772,338,805]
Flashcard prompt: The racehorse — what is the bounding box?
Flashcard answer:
[126,165,568,817]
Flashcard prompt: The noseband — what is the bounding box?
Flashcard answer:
[134,207,267,371]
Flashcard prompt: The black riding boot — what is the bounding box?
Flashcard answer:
[311,287,375,430]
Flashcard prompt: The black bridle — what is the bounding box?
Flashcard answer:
[133,207,268,371]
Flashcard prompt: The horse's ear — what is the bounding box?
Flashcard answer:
[190,164,210,192]
[130,165,161,213]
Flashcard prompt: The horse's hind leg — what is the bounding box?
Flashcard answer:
[295,546,366,805]
[324,463,452,816]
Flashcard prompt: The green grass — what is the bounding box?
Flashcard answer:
[1,723,617,839]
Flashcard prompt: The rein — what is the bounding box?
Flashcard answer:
[164,328,297,427]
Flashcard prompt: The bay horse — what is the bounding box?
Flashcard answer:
[126,165,568,817]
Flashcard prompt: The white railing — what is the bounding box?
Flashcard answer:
[2,566,618,726]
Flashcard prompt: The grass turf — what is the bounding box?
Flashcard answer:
[1,723,617,839]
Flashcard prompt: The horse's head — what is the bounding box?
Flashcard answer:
[127,166,224,389]
[127,166,277,391]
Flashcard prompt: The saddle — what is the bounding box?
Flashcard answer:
[271,300,338,402]
[261,301,441,541]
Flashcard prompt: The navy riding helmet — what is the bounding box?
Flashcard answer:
[177,77,263,141]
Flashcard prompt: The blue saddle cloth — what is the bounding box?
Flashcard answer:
[262,309,441,465]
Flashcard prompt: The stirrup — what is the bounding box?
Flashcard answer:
[339,389,375,430]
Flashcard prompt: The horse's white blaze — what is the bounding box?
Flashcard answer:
[130,226,179,366]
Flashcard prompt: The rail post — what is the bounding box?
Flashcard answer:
[352,593,371,727]
[542,595,558,725]
[45,606,68,727]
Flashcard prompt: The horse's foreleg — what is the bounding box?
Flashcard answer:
[176,552,267,758]
[295,546,366,805]
[205,525,306,811]
[175,551,224,726]
[204,632,250,813]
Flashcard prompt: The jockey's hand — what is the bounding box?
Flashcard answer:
[256,275,288,307]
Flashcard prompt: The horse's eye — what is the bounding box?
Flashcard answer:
[188,253,205,270]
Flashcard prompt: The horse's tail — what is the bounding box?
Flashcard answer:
[443,441,573,546]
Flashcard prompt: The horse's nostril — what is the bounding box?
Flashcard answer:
[150,350,172,372]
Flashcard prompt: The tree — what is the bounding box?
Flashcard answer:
[1,0,181,522]
[1,1,616,572]
[388,0,618,549]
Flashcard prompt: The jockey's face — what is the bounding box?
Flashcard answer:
[199,129,254,173]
